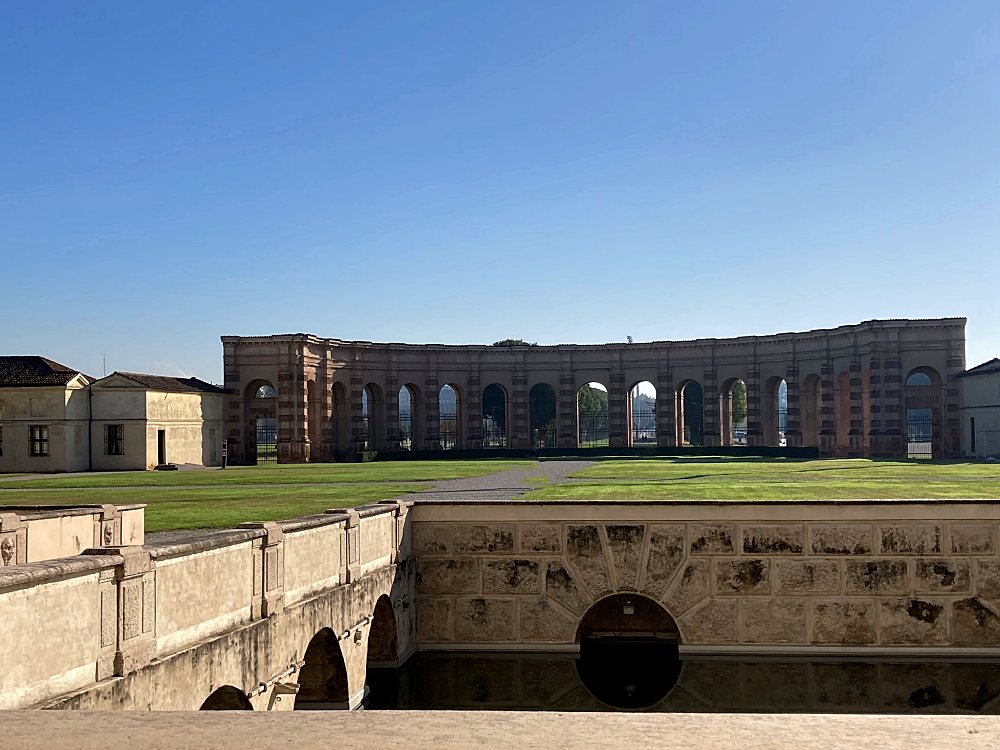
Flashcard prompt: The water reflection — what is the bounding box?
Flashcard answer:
[366,652,1000,714]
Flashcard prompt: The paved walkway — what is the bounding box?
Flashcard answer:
[2,711,997,749]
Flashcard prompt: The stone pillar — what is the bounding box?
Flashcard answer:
[85,546,155,680]
[784,364,801,448]
[378,499,411,563]
[238,522,285,618]
[223,341,244,464]
[318,362,335,461]
[384,382,400,451]
[93,505,122,548]
[608,357,627,449]
[656,366,675,448]
[883,355,905,456]
[341,509,362,583]
[702,367,720,447]
[349,368,366,453]
[944,347,965,457]
[0,513,26,568]
[277,344,309,463]
[466,372,483,450]
[866,353,888,456]
[423,372,440,450]
[819,360,836,456]
[746,365,763,447]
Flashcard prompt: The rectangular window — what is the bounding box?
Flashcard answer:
[105,424,125,455]
[209,429,217,463]
[29,425,49,457]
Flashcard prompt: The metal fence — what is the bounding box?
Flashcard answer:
[578,411,609,448]
[398,415,413,450]
[907,412,933,459]
[532,422,557,449]
[439,414,458,450]
[255,418,277,465]
[482,418,506,448]
[631,407,656,445]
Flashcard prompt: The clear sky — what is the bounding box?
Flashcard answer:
[3,1,998,382]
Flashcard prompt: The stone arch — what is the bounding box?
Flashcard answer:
[719,377,747,446]
[366,595,398,666]
[362,383,385,450]
[295,628,350,710]
[482,383,508,448]
[676,380,703,446]
[577,382,609,448]
[800,374,822,448]
[574,594,681,710]
[627,381,656,447]
[905,366,943,458]
[398,384,422,450]
[439,383,462,450]
[244,379,277,465]
[528,382,557,449]
[331,382,350,454]
[762,377,788,447]
[200,685,253,710]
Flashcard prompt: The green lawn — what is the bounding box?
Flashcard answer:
[0,459,531,532]
[525,458,1000,501]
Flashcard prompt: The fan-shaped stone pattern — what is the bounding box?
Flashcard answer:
[566,525,611,597]
[641,524,686,600]
[544,561,591,615]
[952,598,1000,645]
[663,559,711,615]
[519,598,577,642]
[603,524,644,591]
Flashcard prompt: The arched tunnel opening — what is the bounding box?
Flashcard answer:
[575,594,681,709]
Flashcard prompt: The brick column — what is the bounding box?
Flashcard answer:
[819,361,836,456]
[702,367,720,447]
[867,354,888,456]
[385,381,400,451]
[223,342,245,464]
[238,522,285,618]
[558,365,577,449]
[511,361,529,449]
[350,369,366,452]
[423,373,440,450]
[318,362,335,461]
[883,355,905,456]
[848,358,864,457]
[944,348,965,457]
[656,365,675,448]
[466,372,483,449]
[608,357,627,448]
[277,344,309,463]
[746,365,763,447]
[784,365,801,448]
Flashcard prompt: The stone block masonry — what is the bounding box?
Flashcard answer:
[411,501,1000,653]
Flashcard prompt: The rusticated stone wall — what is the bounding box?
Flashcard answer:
[411,502,1000,652]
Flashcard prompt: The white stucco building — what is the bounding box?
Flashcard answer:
[0,357,227,473]
[957,358,1000,459]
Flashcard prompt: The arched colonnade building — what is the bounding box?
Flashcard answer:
[222,317,965,463]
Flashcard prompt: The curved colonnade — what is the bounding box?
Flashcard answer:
[222,318,965,463]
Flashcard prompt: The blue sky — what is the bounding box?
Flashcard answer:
[2,1,998,382]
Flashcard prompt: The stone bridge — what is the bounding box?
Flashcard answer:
[4,498,1000,712]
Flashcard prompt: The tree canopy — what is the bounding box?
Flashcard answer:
[732,380,748,426]
[491,339,537,347]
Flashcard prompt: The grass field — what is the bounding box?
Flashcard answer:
[524,457,1000,501]
[0,460,530,532]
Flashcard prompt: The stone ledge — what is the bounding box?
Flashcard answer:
[147,529,264,560]
[0,553,122,590]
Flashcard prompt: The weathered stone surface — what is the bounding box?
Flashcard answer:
[715,559,769,595]
[416,559,480,595]
[915,559,970,594]
[812,601,876,644]
[680,599,738,644]
[519,598,577,642]
[483,559,541,594]
[879,525,942,555]
[519,524,561,553]
[742,599,807,643]
[809,525,873,555]
[663,560,710,615]
[566,525,610,596]
[452,525,514,554]
[641,524,685,600]
[952,598,1000,645]
[951,524,995,554]
[544,561,591,614]
[774,560,840,594]
[742,525,803,555]
[454,598,516,641]
[604,524,644,590]
[412,524,450,553]
[689,524,734,555]
[975,558,1000,602]
[417,597,453,641]
[844,560,909,595]
[879,598,948,645]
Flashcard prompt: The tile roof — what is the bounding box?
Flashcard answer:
[0,356,88,388]
[107,372,228,394]
[956,358,1000,378]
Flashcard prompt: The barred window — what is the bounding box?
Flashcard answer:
[105,424,125,455]
[30,425,49,457]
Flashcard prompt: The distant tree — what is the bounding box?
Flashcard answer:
[492,339,537,347]
[577,384,608,416]
[732,380,748,426]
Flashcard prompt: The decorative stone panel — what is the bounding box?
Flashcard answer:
[641,524,685,599]
[454,597,516,641]
[879,598,948,645]
[566,525,611,597]
[809,525,873,555]
[774,560,840,595]
[483,559,541,595]
[951,525,995,555]
[519,598,576,642]
[544,561,591,614]
[519,524,561,553]
[742,526,803,555]
[742,599,807,643]
[915,559,970,594]
[812,601,876,644]
[879,525,942,555]
[604,524,644,590]
[715,559,770,595]
[689,524,735,555]
[416,559,480,595]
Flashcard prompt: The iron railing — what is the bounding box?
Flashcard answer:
[255,418,277,464]
[439,414,458,450]
[578,411,609,447]
[631,407,656,445]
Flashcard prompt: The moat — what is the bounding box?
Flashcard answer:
[368,651,1000,714]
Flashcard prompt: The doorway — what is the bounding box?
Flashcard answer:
[157,429,167,465]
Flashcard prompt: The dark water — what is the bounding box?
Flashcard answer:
[367,648,1000,714]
